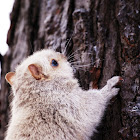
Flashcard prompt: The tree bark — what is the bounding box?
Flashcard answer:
[0,0,140,139]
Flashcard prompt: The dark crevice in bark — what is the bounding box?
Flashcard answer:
[95,0,107,85]
[92,0,123,140]
[72,8,95,90]
[0,54,12,139]
[110,0,122,77]
[7,0,21,46]
[27,0,42,55]
[65,0,75,57]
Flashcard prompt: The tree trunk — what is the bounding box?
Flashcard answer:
[0,0,140,139]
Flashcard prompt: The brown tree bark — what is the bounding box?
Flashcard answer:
[0,0,140,139]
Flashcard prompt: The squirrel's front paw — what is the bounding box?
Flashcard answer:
[107,76,123,89]
[105,76,123,97]
[101,76,123,99]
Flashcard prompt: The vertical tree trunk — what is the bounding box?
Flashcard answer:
[0,0,139,139]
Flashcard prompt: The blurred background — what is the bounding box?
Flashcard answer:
[0,0,14,55]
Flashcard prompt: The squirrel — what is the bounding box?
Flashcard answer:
[5,49,122,140]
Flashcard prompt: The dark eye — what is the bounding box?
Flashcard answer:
[51,59,58,67]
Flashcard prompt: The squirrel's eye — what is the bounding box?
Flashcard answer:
[51,59,58,67]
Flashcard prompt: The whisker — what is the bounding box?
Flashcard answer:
[70,58,104,67]
[63,38,71,55]
[66,46,73,58]
[74,64,92,68]
[67,47,83,60]
[68,51,93,61]
[73,67,83,70]
[63,32,75,55]
[70,61,83,65]
[67,54,81,61]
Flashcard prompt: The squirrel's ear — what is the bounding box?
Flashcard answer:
[28,64,42,80]
[5,72,15,85]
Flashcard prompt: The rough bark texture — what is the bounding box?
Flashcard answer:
[0,0,140,140]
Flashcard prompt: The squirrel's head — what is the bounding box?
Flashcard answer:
[5,49,75,94]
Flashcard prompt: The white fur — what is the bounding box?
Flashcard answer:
[5,49,120,140]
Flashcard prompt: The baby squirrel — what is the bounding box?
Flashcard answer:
[5,49,122,140]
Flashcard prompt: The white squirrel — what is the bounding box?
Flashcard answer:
[5,49,122,140]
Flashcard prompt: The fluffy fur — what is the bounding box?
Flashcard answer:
[5,49,120,140]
